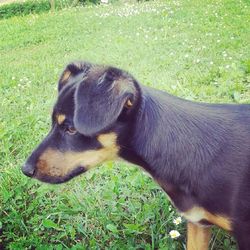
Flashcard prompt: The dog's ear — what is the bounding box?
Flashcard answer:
[58,61,92,92]
[74,67,137,136]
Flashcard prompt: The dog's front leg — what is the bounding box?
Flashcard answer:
[187,222,211,250]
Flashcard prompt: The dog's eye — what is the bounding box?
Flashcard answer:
[66,126,77,135]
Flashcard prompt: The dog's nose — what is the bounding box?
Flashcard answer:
[22,163,35,177]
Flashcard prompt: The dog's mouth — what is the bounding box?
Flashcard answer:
[34,166,87,184]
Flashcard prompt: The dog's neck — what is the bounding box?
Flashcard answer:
[122,85,229,193]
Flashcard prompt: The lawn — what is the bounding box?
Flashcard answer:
[0,0,249,249]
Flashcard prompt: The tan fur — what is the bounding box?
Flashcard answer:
[125,99,133,108]
[187,222,211,250]
[97,133,118,148]
[36,133,119,177]
[61,70,71,84]
[153,178,231,231]
[203,210,231,231]
[56,114,66,125]
[183,206,232,231]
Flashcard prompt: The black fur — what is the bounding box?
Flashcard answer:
[74,67,137,136]
[22,62,250,249]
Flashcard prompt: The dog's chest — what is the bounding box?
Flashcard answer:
[181,206,232,230]
[155,178,232,230]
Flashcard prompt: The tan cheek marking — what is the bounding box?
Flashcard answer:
[37,150,66,177]
[97,132,118,148]
[36,133,119,177]
[56,114,66,125]
[182,207,232,231]
[84,132,120,170]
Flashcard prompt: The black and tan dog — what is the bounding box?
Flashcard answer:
[22,61,250,250]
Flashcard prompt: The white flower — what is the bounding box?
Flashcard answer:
[210,61,214,65]
[169,230,180,239]
[173,217,182,225]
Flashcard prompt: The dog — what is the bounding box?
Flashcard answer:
[22,61,250,250]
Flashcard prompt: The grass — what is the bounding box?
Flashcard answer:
[0,0,249,249]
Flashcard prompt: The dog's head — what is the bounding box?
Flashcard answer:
[22,61,141,184]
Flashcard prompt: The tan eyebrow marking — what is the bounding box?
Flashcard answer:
[56,114,66,125]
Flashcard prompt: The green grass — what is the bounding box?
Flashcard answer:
[0,0,249,249]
